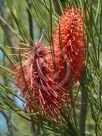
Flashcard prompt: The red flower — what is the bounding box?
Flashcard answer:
[14,7,85,120]
[15,42,70,119]
[53,8,85,84]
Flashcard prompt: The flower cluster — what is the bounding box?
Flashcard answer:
[14,8,85,120]
[53,8,85,84]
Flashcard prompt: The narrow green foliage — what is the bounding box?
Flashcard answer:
[0,0,102,136]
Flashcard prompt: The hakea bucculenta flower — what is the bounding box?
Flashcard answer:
[53,7,85,84]
[14,7,85,120]
[15,42,70,119]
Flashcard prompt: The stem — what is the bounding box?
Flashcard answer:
[79,73,88,136]
[53,0,66,15]
[30,116,37,136]
[26,0,34,43]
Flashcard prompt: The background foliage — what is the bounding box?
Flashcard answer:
[0,0,102,136]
